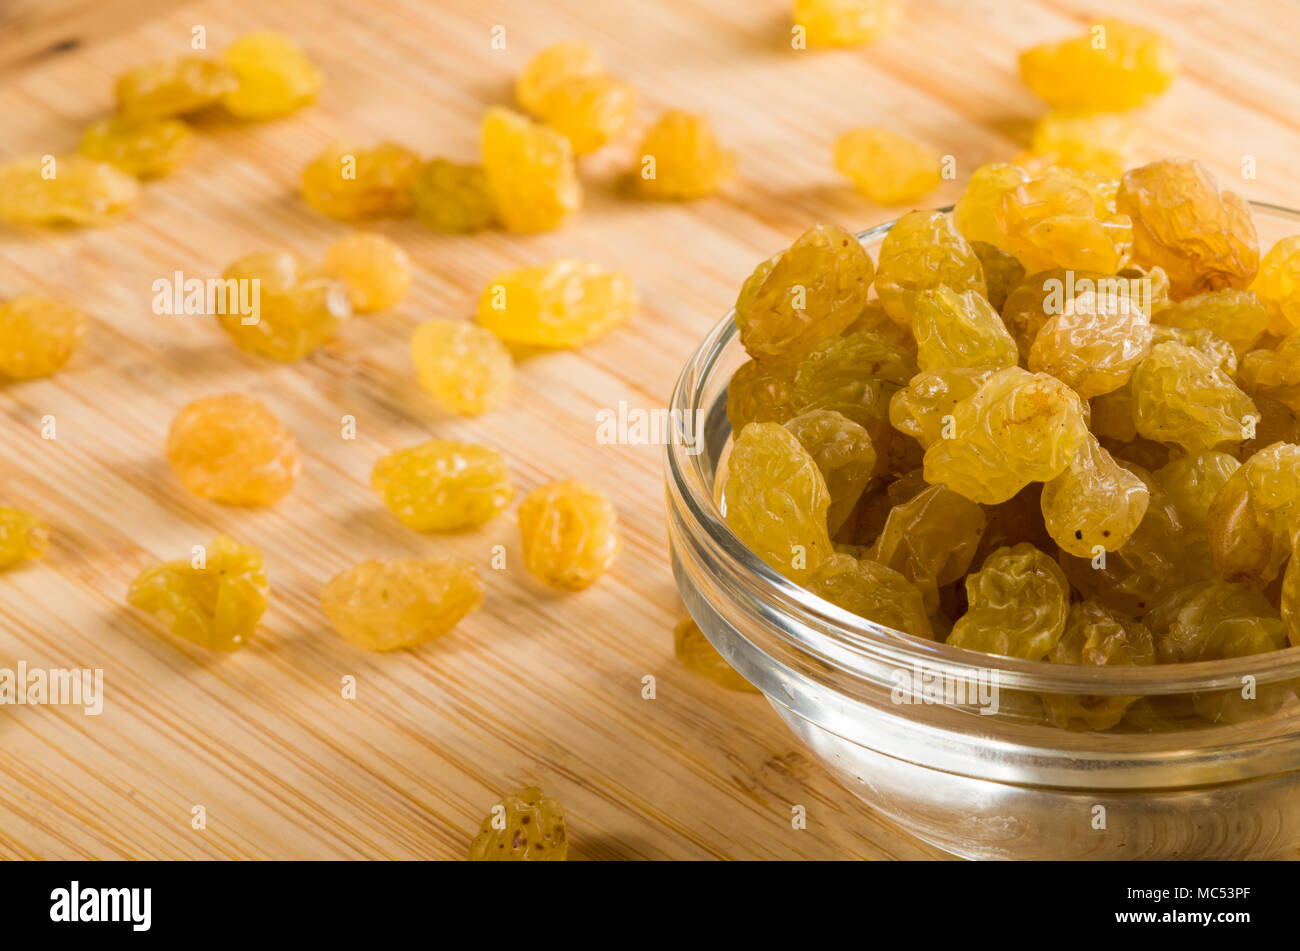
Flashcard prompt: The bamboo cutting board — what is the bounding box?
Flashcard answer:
[1,0,1299,860]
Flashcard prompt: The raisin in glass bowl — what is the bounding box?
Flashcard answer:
[665,205,1300,860]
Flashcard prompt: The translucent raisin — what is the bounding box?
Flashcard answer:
[408,159,494,233]
[1251,236,1300,335]
[321,231,412,312]
[371,441,514,533]
[1027,285,1152,398]
[1040,436,1150,556]
[724,423,833,582]
[923,366,1090,505]
[127,535,269,651]
[1043,601,1154,731]
[221,31,323,120]
[874,210,985,326]
[78,116,195,179]
[995,166,1133,274]
[783,410,877,534]
[0,295,87,380]
[411,318,514,415]
[0,508,50,571]
[910,285,1018,372]
[634,111,733,201]
[220,251,351,361]
[1117,158,1259,299]
[734,225,874,364]
[516,41,635,155]
[1129,339,1256,453]
[482,107,582,232]
[518,481,620,590]
[727,359,797,433]
[674,617,758,692]
[792,0,903,46]
[322,558,484,651]
[802,552,934,639]
[114,56,237,119]
[1206,442,1300,587]
[477,260,636,348]
[0,156,138,227]
[832,128,940,204]
[1154,288,1268,359]
[467,786,567,861]
[166,394,301,506]
[1018,18,1177,111]
[301,142,421,219]
[947,543,1070,659]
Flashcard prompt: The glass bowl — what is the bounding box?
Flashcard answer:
[665,204,1300,860]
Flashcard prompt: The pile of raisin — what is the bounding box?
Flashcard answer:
[721,151,1300,730]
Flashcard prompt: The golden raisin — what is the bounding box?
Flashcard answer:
[322,558,484,651]
[166,394,301,506]
[518,481,620,590]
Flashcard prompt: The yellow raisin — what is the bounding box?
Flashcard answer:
[734,224,874,364]
[1042,601,1155,731]
[301,142,421,219]
[0,508,50,570]
[371,441,514,533]
[0,156,138,227]
[114,56,237,119]
[411,318,514,415]
[803,552,934,639]
[408,159,494,233]
[1018,18,1177,111]
[322,558,484,651]
[78,116,195,179]
[792,0,903,46]
[874,210,986,326]
[1250,236,1300,336]
[482,107,582,232]
[516,42,634,155]
[220,251,350,361]
[948,543,1070,659]
[634,111,733,201]
[166,394,301,506]
[477,260,636,348]
[674,617,758,692]
[0,295,87,380]
[321,231,411,312]
[467,787,568,861]
[221,31,323,120]
[832,128,941,204]
[127,535,269,651]
[518,481,620,590]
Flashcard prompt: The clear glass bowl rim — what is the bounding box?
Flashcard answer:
[665,201,1300,697]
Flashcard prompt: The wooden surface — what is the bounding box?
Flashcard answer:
[1,0,1299,861]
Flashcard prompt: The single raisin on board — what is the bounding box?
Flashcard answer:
[114,56,237,119]
[322,558,484,652]
[79,116,195,179]
[219,251,351,361]
[221,31,323,120]
[411,318,514,415]
[1018,18,1177,111]
[0,295,88,380]
[166,394,302,506]
[482,106,582,232]
[127,535,269,651]
[832,128,941,205]
[467,787,568,861]
[372,441,514,533]
[0,508,50,571]
[674,617,759,692]
[792,0,903,46]
[633,111,734,201]
[408,159,494,233]
[301,142,421,219]
[477,259,636,348]
[321,231,411,313]
[516,41,635,155]
[518,481,620,590]
[0,155,138,227]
